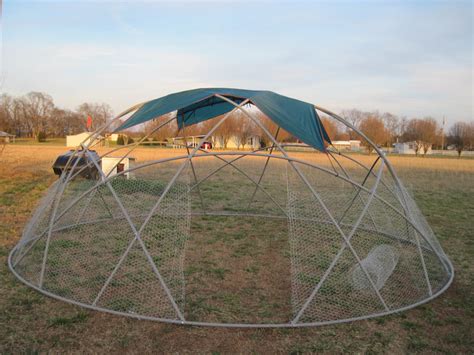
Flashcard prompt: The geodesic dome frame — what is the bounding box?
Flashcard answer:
[9,89,454,328]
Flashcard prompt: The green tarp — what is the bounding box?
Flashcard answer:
[115,88,330,151]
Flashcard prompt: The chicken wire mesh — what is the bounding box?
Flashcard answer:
[9,108,454,328]
[350,245,400,291]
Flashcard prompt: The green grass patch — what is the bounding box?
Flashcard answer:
[48,312,88,327]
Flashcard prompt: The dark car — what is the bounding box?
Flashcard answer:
[201,141,212,150]
[186,141,213,149]
[52,150,100,180]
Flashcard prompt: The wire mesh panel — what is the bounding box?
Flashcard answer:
[8,103,454,327]
[286,162,344,321]
[12,180,60,269]
[351,245,399,291]
[12,157,192,320]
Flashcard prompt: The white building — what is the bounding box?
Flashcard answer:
[101,157,136,179]
[393,142,432,155]
[172,135,206,148]
[0,131,15,143]
[213,135,261,149]
[172,135,261,149]
[66,132,103,148]
[331,140,361,152]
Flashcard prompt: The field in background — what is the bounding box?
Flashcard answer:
[8,137,474,157]
[9,138,67,146]
[0,145,473,353]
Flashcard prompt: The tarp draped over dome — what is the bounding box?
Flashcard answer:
[115,88,331,151]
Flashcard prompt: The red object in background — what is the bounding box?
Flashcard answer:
[86,115,93,131]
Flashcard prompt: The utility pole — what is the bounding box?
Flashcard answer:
[441,116,446,154]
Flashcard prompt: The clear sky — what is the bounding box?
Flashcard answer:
[1,0,472,125]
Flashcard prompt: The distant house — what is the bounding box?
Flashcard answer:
[172,135,206,148]
[331,140,361,152]
[66,132,104,148]
[213,135,261,149]
[172,135,261,149]
[393,141,432,155]
[0,131,16,143]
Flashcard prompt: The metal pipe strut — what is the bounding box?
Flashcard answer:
[79,149,186,321]
[5,237,458,329]
[314,106,439,289]
[292,160,386,324]
[247,126,281,209]
[326,151,380,237]
[336,155,381,225]
[22,149,450,280]
[180,117,206,211]
[11,95,454,328]
[193,147,288,217]
[92,98,251,322]
[215,94,390,312]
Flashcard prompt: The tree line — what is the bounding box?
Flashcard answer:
[139,109,295,149]
[0,92,113,141]
[1,91,472,155]
[323,109,474,156]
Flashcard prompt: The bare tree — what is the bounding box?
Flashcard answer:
[419,118,438,155]
[381,112,400,151]
[448,121,474,157]
[401,118,438,156]
[233,112,257,149]
[468,122,474,152]
[341,109,367,139]
[254,110,297,146]
[1,92,115,139]
[19,92,55,140]
[320,116,339,142]
[358,114,388,154]
[401,119,423,155]
[256,112,277,147]
[0,94,14,133]
[199,118,219,146]
[8,98,25,137]
[76,102,113,132]
[214,114,238,149]
[48,108,84,137]
[143,113,178,142]
[398,116,408,139]
[49,108,68,137]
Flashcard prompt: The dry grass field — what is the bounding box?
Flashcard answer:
[1,144,473,353]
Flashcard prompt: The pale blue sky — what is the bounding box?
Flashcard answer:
[1,0,472,125]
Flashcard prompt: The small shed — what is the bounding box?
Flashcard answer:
[331,140,361,152]
[66,132,103,148]
[0,131,16,143]
[102,157,136,179]
[109,133,119,142]
[393,142,432,155]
